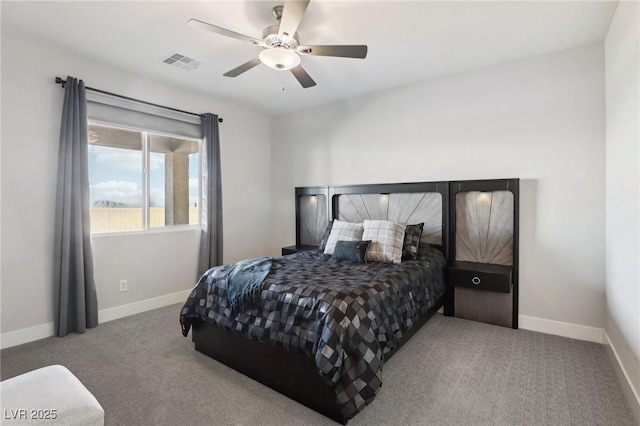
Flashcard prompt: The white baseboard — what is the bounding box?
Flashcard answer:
[518,314,604,343]
[1,289,191,350]
[0,322,56,350]
[97,289,191,323]
[603,331,640,423]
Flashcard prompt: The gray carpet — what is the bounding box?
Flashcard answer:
[1,305,636,425]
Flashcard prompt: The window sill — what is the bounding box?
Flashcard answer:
[90,224,200,239]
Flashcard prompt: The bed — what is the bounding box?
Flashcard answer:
[180,181,453,423]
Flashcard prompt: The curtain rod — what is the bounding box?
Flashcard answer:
[54,77,223,123]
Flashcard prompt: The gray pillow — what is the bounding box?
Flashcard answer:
[333,240,371,263]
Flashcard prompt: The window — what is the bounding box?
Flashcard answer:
[88,123,200,233]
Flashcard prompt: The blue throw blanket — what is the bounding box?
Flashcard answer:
[227,257,273,315]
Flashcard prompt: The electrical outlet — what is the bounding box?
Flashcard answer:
[119,279,128,292]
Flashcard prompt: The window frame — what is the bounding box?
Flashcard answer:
[88,120,202,235]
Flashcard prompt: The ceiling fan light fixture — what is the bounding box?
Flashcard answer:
[259,48,300,71]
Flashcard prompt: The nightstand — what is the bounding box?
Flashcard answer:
[281,245,318,256]
[448,261,514,327]
[449,179,519,329]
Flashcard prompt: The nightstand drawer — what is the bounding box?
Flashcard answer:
[448,261,512,293]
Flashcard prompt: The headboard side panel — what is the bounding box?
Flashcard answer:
[455,190,513,265]
[295,186,330,247]
[298,194,328,246]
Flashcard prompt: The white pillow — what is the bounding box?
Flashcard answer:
[362,220,407,264]
[323,220,364,255]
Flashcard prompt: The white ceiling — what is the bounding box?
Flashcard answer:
[2,1,618,116]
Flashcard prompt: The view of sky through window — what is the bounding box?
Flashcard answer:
[88,139,199,208]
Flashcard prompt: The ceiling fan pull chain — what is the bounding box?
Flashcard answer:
[282,73,286,91]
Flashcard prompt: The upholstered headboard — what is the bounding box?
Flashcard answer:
[333,192,443,245]
[295,181,449,256]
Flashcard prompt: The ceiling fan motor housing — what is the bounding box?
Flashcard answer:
[262,25,300,49]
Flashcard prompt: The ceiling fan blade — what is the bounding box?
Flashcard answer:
[188,19,265,47]
[297,45,368,59]
[223,58,262,77]
[290,65,316,88]
[278,0,310,40]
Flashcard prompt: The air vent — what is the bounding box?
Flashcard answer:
[162,53,202,71]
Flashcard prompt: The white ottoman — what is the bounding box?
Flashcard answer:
[0,365,104,425]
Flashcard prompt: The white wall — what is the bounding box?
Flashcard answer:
[272,44,606,331]
[1,34,272,340]
[604,0,640,417]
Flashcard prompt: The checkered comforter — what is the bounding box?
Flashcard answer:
[180,245,446,420]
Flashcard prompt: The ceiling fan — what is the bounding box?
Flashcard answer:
[188,0,368,88]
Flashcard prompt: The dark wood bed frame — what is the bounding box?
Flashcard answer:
[191,181,454,424]
[192,290,452,424]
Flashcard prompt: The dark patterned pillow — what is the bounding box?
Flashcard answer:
[402,223,424,260]
[333,240,371,263]
[318,221,333,252]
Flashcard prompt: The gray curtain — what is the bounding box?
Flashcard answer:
[53,76,98,336]
[198,113,223,275]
